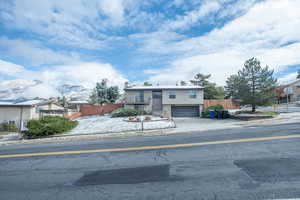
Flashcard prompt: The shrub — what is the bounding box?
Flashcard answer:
[111,108,147,118]
[24,116,78,138]
[202,104,224,118]
[1,123,18,132]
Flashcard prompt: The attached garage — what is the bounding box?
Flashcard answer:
[171,105,200,117]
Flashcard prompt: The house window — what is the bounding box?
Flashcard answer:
[135,91,144,103]
[189,90,197,99]
[169,90,176,99]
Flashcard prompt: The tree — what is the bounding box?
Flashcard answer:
[143,81,152,86]
[225,58,277,112]
[190,73,224,99]
[89,79,119,104]
[180,81,187,86]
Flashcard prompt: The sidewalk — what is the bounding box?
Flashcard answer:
[1,112,299,146]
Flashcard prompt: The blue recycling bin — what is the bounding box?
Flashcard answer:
[209,110,215,119]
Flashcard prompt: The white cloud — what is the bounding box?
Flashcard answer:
[163,0,221,31]
[278,72,298,85]
[0,60,25,76]
[147,0,300,85]
[0,37,81,66]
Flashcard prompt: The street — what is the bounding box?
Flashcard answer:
[1,123,300,200]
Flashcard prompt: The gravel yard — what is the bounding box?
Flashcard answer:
[68,115,175,135]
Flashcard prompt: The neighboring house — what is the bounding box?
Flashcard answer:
[0,100,42,130]
[38,101,65,117]
[280,79,300,103]
[124,85,204,117]
[0,100,65,130]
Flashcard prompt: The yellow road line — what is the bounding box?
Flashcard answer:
[1,134,300,158]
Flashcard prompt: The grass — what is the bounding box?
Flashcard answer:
[238,110,279,116]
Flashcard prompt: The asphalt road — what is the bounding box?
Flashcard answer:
[1,122,300,200]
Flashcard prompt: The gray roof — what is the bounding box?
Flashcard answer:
[0,100,46,107]
[124,85,203,91]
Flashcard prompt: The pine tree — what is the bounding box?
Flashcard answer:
[89,79,119,104]
[225,58,277,112]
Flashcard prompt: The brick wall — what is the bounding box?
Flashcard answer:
[204,100,240,110]
[80,104,123,116]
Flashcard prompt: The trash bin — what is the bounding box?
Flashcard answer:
[223,110,229,119]
[217,111,223,119]
[209,110,215,119]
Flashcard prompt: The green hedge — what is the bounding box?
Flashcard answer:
[24,116,78,138]
[202,104,224,118]
[1,123,18,132]
[111,108,147,117]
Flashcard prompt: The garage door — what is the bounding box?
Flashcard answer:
[171,106,199,117]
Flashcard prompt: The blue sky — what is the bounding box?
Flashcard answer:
[0,0,300,98]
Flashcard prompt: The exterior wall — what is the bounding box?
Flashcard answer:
[124,90,153,113]
[162,89,204,105]
[38,103,64,111]
[162,105,171,118]
[0,106,37,129]
[288,80,300,102]
[124,104,134,109]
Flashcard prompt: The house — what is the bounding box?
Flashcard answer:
[37,101,65,117]
[285,79,300,102]
[124,85,204,117]
[0,100,65,130]
[278,78,300,103]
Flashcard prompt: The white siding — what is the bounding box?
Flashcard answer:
[162,89,203,105]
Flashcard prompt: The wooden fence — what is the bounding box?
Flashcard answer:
[204,99,240,110]
[66,104,123,120]
[80,104,123,116]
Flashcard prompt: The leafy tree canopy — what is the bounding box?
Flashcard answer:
[190,73,224,99]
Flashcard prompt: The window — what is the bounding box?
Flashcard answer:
[135,91,144,103]
[189,90,197,99]
[169,90,176,99]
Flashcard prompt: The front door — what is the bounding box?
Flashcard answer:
[152,91,162,115]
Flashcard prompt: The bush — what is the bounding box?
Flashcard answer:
[1,123,18,132]
[24,116,78,138]
[202,104,224,118]
[111,108,147,118]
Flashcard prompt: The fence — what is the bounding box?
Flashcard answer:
[80,104,123,116]
[204,99,240,110]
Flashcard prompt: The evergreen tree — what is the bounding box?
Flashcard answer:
[190,73,224,99]
[89,79,119,104]
[143,81,152,86]
[225,58,277,112]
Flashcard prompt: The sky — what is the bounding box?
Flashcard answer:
[0,0,300,98]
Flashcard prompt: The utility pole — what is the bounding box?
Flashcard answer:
[19,107,23,133]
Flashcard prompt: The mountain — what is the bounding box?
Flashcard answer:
[0,80,91,100]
